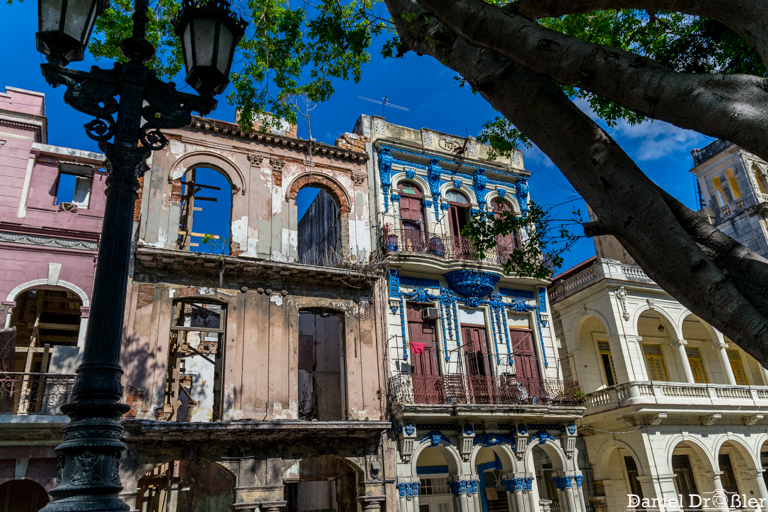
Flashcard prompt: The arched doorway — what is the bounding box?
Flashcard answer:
[283,455,363,512]
[297,186,341,266]
[533,446,561,510]
[177,167,232,255]
[136,459,234,512]
[415,445,460,512]
[475,446,514,512]
[0,479,50,511]
[670,440,715,509]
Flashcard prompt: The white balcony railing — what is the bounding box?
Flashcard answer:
[549,259,655,304]
[584,381,768,413]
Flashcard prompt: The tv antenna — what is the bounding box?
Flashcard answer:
[358,96,410,116]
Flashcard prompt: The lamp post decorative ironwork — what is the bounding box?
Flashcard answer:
[35,0,245,509]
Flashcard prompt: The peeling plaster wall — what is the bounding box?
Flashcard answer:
[136,121,370,264]
[121,279,387,423]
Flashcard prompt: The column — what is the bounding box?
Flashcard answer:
[563,477,579,512]
[526,476,538,512]
[396,481,419,512]
[503,474,528,512]
[636,474,682,512]
[396,480,408,512]
[76,308,89,364]
[449,478,472,512]
[715,341,737,385]
[711,473,731,512]
[751,470,768,510]
[672,339,695,383]
[574,475,587,512]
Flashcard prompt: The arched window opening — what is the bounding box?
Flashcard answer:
[297,187,341,266]
[298,309,344,420]
[445,190,472,259]
[398,181,427,252]
[493,198,520,262]
[725,168,742,199]
[177,167,232,255]
[136,460,234,511]
[0,479,50,511]
[2,288,80,414]
[754,166,768,196]
[162,300,226,422]
[712,176,728,207]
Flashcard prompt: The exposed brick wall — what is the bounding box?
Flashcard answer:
[123,386,147,419]
[133,175,144,222]
[335,132,369,153]
[136,283,155,309]
[176,286,200,297]
[171,179,182,202]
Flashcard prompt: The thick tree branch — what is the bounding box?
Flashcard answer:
[415,0,768,164]
[385,0,768,363]
[508,0,768,67]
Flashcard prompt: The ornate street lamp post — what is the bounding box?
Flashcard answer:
[35,0,245,510]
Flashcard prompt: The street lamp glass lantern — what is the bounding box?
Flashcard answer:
[174,0,247,96]
[37,0,107,64]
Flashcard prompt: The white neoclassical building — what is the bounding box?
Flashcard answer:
[550,137,768,512]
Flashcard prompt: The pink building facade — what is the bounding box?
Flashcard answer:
[0,86,105,506]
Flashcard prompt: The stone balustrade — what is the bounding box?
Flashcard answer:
[549,259,655,304]
[584,380,768,413]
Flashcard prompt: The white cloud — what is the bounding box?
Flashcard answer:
[521,144,556,169]
[612,118,706,161]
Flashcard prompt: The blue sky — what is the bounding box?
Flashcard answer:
[0,1,714,269]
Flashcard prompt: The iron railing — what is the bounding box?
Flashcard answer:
[0,372,76,415]
[389,374,584,407]
[380,228,516,266]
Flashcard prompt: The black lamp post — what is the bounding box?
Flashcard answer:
[35,0,245,510]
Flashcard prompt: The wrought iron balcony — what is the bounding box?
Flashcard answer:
[0,372,75,415]
[388,373,584,407]
[380,228,516,266]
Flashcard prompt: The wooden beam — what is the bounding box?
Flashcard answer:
[37,323,80,331]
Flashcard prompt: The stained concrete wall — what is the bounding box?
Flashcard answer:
[121,276,388,423]
[136,117,371,265]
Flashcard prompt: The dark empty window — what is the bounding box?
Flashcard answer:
[298,310,344,420]
[297,188,341,266]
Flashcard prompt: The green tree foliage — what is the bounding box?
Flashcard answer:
[21,0,765,278]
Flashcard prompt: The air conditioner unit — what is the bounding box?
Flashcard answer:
[422,307,439,320]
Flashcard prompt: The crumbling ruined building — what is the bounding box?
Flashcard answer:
[114,115,393,511]
[352,116,588,512]
[0,87,106,509]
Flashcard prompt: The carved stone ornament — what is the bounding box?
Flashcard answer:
[0,231,98,251]
[248,154,265,166]
[351,172,366,186]
[647,413,667,426]
[616,286,630,321]
[269,157,286,171]
[701,413,721,426]
[374,119,385,135]
[743,414,764,426]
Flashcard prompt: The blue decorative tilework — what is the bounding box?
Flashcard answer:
[499,288,535,300]
[453,178,462,189]
[444,270,500,300]
[379,148,393,213]
[389,269,399,299]
[538,287,548,313]
[473,169,488,210]
[400,276,440,289]
[517,177,529,214]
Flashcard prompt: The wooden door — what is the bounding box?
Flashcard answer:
[511,329,541,402]
[407,304,440,403]
[399,183,426,252]
[463,325,493,403]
